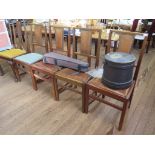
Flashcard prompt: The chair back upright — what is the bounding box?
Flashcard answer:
[72,27,101,68]
[14,20,25,50]
[29,22,48,53]
[7,20,23,50]
[48,23,71,57]
[107,30,148,82]
[131,19,139,32]
[6,20,30,52]
[7,20,14,46]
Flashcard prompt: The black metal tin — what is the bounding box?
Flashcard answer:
[102,52,136,89]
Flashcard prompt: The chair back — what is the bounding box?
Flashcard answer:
[29,22,48,53]
[107,29,148,82]
[72,27,101,68]
[7,20,24,50]
[107,30,144,53]
[48,23,71,57]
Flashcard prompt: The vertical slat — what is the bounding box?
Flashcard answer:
[11,21,17,48]
[80,29,92,66]
[23,20,31,52]
[80,30,92,54]
[49,22,53,51]
[73,29,76,58]
[106,30,112,53]
[16,20,24,49]
[44,22,48,53]
[95,29,101,68]
[55,27,64,51]
[8,22,13,45]
[67,28,71,57]
[34,24,43,45]
[30,23,34,51]
[117,34,134,53]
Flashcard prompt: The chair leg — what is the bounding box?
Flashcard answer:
[8,61,18,82]
[14,63,21,81]
[152,36,155,48]
[118,101,128,130]
[84,84,89,113]
[82,84,86,113]
[146,40,151,53]
[30,69,38,90]
[128,90,134,109]
[102,94,105,98]
[0,65,4,76]
[51,77,59,101]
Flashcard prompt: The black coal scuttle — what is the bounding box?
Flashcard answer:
[102,52,136,89]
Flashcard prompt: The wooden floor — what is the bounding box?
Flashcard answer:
[0,48,155,135]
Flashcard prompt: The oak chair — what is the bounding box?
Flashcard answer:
[29,25,71,100]
[55,27,102,111]
[84,30,148,130]
[0,20,27,81]
[13,21,48,82]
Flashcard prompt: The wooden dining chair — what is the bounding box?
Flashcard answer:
[29,25,71,100]
[54,27,102,111]
[13,21,48,81]
[84,30,148,130]
[0,20,27,81]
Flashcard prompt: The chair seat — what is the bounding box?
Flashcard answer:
[0,49,26,59]
[31,61,60,75]
[14,53,43,64]
[87,78,135,99]
[56,68,91,86]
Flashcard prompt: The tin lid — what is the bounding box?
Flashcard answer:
[105,52,136,64]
